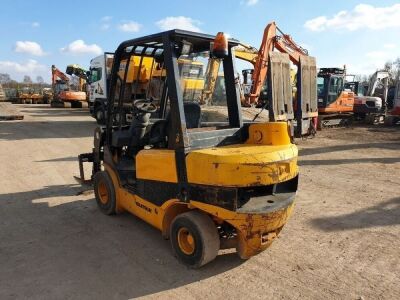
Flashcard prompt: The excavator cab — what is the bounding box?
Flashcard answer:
[317,68,354,128]
[317,68,346,108]
[78,30,299,268]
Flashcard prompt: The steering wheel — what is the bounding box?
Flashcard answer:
[134,99,157,113]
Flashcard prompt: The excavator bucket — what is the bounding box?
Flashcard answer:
[267,52,294,122]
[296,55,318,136]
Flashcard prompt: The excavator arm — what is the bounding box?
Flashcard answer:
[249,22,308,105]
[66,64,89,93]
[200,58,222,104]
[66,64,88,81]
[201,44,258,104]
[51,65,69,85]
[234,44,258,65]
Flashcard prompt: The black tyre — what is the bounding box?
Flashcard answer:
[93,171,116,215]
[95,106,105,125]
[170,211,220,268]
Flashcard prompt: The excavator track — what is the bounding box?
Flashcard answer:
[317,114,353,129]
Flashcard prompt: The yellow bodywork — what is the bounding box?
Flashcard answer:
[189,200,294,258]
[187,122,297,187]
[108,121,298,259]
[136,150,178,183]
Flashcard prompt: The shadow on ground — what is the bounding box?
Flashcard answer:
[0,183,243,299]
[299,157,400,166]
[0,120,96,140]
[299,142,400,157]
[310,197,400,232]
[19,107,91,118]
[36,156,78,162]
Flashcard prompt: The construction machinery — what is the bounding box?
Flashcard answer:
[317,67,354,128]
[248,22,317,137]
[385,80,400,125]
[66,64,89,97]
[89,53,205,124]
[78,30,299,268]
[51,65,87,108]
[15,87,42,104]
[345,71,389,123]
[203,22,317,137]
[16,87,31,104]
[42,87,53,104]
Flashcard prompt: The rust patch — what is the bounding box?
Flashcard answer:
[245,214,255,239]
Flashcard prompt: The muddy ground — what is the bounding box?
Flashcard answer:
[0,105,399,299]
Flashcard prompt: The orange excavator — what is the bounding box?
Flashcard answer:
[51,65,87,108]
[200,22,317,137]
[317,67,354,128]
[244,22,318,137]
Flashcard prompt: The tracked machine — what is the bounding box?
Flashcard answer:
[385,80,400,125]
[203,22,318,138]
[51,65,87,108]
[345,71,389,124]
[77,30,299,268]
[317,67,354,128]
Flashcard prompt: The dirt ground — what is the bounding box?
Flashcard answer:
[1,104,399,300]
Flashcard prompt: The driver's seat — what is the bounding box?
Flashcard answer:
[111,101,151,149]
[148,102,201,147]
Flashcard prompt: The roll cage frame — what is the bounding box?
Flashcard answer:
[106,30,244,152]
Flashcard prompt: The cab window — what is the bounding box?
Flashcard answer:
[329,77,343,95]
[91,68,102,82]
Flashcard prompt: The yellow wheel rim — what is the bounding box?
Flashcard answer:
[177,227,195,255]
[98,181,109,205]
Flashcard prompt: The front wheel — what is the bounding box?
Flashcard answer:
[93,171,116,215]
[95,106,105,125]
[170,211,220,268]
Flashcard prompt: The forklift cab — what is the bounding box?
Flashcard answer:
[102,30,243,185]
[79,30,299,268]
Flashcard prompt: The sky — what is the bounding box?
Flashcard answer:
[0,0,399,83]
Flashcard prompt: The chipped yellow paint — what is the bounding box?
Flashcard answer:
[189,200,294,258]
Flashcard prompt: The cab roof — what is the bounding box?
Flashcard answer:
[116,29,240,54]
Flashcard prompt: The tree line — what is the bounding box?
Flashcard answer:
[0,73,51,89]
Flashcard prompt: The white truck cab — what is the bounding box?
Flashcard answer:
[89,53,114,123]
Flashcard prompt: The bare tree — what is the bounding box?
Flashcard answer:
[36,76,44,84]
[383,59,400,84]
[0,73,11,84]
[23,75,32,84]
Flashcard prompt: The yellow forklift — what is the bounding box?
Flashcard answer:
[78,30,299,268]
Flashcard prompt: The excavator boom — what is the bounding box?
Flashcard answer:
[249,22,308,105]
[51,65,69,85]
[51,64,87,107]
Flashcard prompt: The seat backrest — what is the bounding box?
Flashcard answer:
[183,102,201,129]
[148,102,201,147]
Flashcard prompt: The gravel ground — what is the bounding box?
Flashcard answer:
[0,104,399,299]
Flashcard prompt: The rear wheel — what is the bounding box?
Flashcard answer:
[93,171,116,215]
[170,211,219,268]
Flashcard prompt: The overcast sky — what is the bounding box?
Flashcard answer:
[0,0,399,82]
